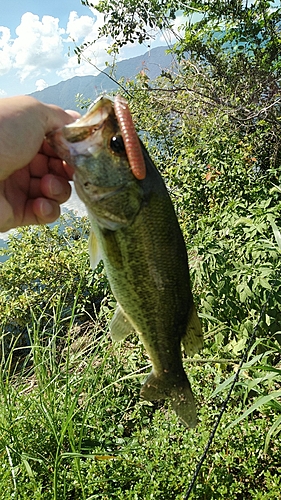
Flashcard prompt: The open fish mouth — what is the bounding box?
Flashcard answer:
[46,96,114,164]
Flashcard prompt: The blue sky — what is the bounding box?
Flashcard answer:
[0,0,175,98]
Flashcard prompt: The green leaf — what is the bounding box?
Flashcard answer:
[270,220,281,251]
[227,391,281,429]
[264,414,281,453]
[233,337,247,355]
[211,374,236,397]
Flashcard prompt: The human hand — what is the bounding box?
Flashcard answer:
[0,96,80,232]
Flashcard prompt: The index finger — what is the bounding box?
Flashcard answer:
[39,138,61,158]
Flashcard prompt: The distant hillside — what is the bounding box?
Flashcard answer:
[29,46,175,110]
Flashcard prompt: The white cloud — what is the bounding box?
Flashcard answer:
[57,38,112,80]
[87,8,107,32]
[0,88,8,97]
[0,26,10,48]
[0,7,138,94]
[0,27,12,75]
[0,9,111,87]
[35,79,48,91]
[66,11,96,41]
[58,9,113,80]
[11,13,66,81]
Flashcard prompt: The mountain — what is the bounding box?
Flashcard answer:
[29,46,175,110]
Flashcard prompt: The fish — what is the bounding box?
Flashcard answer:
[47,94,203,427]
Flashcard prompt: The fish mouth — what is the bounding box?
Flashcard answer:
[46,95,114,164]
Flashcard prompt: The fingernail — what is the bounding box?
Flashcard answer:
[41,200,53,216]
[50,178,63,196]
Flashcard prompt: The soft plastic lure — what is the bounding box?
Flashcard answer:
[114,94,146,180]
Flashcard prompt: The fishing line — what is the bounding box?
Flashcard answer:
[183,264,281,500]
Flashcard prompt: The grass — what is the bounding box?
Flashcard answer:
[0,212,280,498]
[0,296,280,500]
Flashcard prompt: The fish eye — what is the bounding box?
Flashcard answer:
[110,135,125,154]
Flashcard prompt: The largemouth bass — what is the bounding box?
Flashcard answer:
[47,95,203,427]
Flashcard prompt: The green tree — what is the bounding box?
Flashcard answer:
[81,0,281,167]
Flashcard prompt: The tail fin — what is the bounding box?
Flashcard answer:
[170,385,197,428]
[140,372,197,428]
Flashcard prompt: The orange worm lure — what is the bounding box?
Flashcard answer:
[114,94,146,180]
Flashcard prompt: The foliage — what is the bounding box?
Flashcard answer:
[81,0,178,49]
[118,68,281,241]
[192,199,281,347]
[0,298,280,499]
[0,212,110,364]
[85,0,281,82]
[81,0,281,167]
[0,195,280,499]
[83,0,280,54]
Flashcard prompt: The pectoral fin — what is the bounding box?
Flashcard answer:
[88,229,103,269]
[110,305,135,341]
[181,304,203,356]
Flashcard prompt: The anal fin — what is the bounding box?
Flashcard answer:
[181,304,203,356]
[140,372,168,401]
